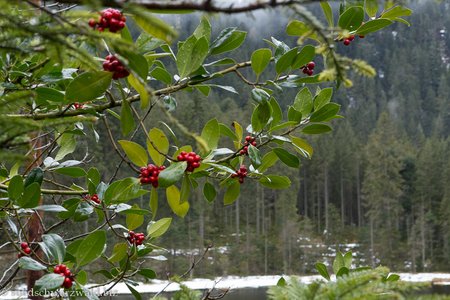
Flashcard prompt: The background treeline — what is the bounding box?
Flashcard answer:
[2,1,448,280]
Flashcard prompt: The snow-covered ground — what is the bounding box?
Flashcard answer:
[2,273,450,298]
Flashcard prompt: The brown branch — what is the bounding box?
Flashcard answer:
[52,0,321,13]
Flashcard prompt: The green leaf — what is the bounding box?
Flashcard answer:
[177,36,209,78]
[201,119,220,151]
[310,103,340,122]
[251,88,271,104]
[275,48,297,74]
[149,188,158,219]
[65,71,112,103]
[77,270,88,285]
[104,177,149,204]
[291,136,314,158]
[166,185,189,217]
[158,162,187,188]
[386,274,400,282]
[180,175,190,204]
[210,29,246,56]
[315,262,330,280]
[120,100,135,136]
[333,252,345,274]
[126,284,142,300]
[42,234,66,263]
[336,266,350,277]
[320,2,334,27]
[133,12,177,43]
[355,19,393,35]
[34,205,67,212]
[73,201,94,222]
[116,50,148,80]
[338,6,364,30]
[288,106,302,123]
[381,6,412,19]
[17,183,40,208]
[286,20,311,37]
[147,128,169,166]
[36,87,64,104]
[248,144,262,168]
[127,73,149,109]
[193,16,212,41]
[54,167,87,178]
[18,257,47,271]
[24,167,43,187]
[150,67,172,84]
[273,148,300,168]
[55,134,76,161]
[277,277,287,287]
[251,100,272,132]
[314,87,333,110]
[344,251,353,268]
[365,0,378,18]
[269,97,283,127]
[147,217,172,238]
[293,88,313,116]
[76,230,106,266]
[138,268,157,279]
[109,243,128,263]
[258,151,279,172]
[224,180,240,205]
[203,182,216,203]
[302,124,332,134]
[118,140,148,167]
[34,274,65,291]
[292,45,316,69]
[251,48,272,76]
[8,175,23,201]
[259,175,291,189]
[126,205,145,230]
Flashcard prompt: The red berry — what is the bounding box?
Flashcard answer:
[63,277,73,289]
[24,247,31,255]
[348,35,355,41]
[64,270,71,277]
[306,69,314,76]
[88,19,97,28]
[343,39,351,46]
[359,35,365,38]
[20,242,28,249]
[54,266,60,274]
[307,62,315,70]
[302,68,309,74]
[192,162,200,169]
[239,177,244,184]
[59,265,67,273]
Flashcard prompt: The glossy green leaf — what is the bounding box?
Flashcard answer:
[104,177,149,204]
[251,48,272,76]
[201,119,220,151]
[251,88,271,104]
[147,128,169,166]
[138,268,157,279]
[316,262,330,280]
[133,12,177,43]
[210,29,246,56]
[126,206,145,230]
[314,87,333,110]
[158,162,187,188]
[65,71,112,103]
[117,50,148,80]
[224,180,240,205]
[166,185,189,217]
[34,274,65,291]
[55,134,76,161]
[302,124,332,134]
[203,182,216,203]
[54,167,86,178]
[248,144,262,168]
[18,257,47,271]
[76,230,106,266]
[34,205,67,212]
[269,97,283,127]
[149,188,158,219]
[42,234,66,263]
[8,175,23,201]
[258,151,279,172]
[293,88,313,116]
[251,100,272,132]
[109,243,128,263]
[24,167,43,187]
[338,6,364,30]
[381,6,412,19]
[291,136,314,158]
[118,140,148,167]
[36,87,65,104]
[147,217,172,238]
[180,175,190,204]
[177,36,209,78]
[273,148,300,168]
[292,45,316,69]
[288,106,302,123]
[286,20,310,37]
[365,0,378,18]
[310,103,340,122]
[127,73,149,109]
[150,67,172,84]
[120,100,135,136]
[355,19,393,35]
[17,183,40,208]
[320,2,334,26]
[193,16,211,41]
[259,175,291,189]
[275,48,297,74]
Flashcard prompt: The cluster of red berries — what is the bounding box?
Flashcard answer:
[176,151,201,172]
[301,61,315,76]
[342,34,365,46]
[139,164,165,188]
[17,242,31,258]
[84,194,100,204]
[72,102,84,109]
[88,8,126,33]
[53,264,74,289]
[127,231,145,246]
[103,55,130,80]
[239,136,257,155]
[231,165,248,184]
